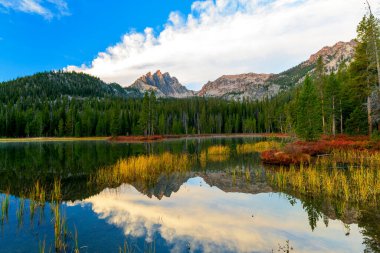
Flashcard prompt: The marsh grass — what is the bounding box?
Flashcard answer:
[119,241,156,253]
[199,145,231,164]
[119,241,134,253]
[237,141,281,154]
[245,168,251,182]
[267,150,380,205]
[16,197,25,228]
[29,181,46,224]
[91,152,193,187]
[39,238,46,253]
[330,150,380,167]
[200,151,207,168]
[1,179,80,252]
[49,179,69,252]
[207,145,230,155]
[0,193,10,224]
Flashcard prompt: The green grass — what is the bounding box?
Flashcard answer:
[0,137,108,143]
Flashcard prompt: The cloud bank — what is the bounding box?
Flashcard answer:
[0,0,69,19]
[66,0,378,90]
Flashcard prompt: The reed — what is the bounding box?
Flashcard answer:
[16,198,25,227]
[237,141,281,154]
[49,179,67,252]
[39,238,46,253]
[28,181,46,223]
[0,193,10,223]
[267,151,380,205]
[74,226,80,253]
[200,151,207,168]
[119,241,134,253]
[91,152,193,187]
[207,145,231,155]
[245,168,251,182]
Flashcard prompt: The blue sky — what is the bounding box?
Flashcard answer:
[0,0,196,82]
[0,0,376,89]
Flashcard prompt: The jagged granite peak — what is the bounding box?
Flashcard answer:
[197,40,356,101]
[197,73,277,100]
[130,70,194,98]
[307,40,356,70]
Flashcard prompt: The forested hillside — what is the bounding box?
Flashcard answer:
[0,85,287,137]
[0,14,378,139]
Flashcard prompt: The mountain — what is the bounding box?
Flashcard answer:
[198,40,356,100]
[0,40,356,102]
[130,70,194,98]
[197,73,279,100]
[0,71,139,103]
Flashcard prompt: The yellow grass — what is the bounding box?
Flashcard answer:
[236,141,281,154]
[207,145,231,155]
[267,149,380,205]
[91,152,193,186]
[0,137,108,143]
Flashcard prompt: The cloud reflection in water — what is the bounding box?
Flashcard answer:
[81,177,364,253]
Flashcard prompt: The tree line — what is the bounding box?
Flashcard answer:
[0,94,285,137]
[0,13,379,140]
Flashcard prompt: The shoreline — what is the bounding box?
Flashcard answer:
[109,133,290,143]
[0,133,290,143]
[0,137,109,143]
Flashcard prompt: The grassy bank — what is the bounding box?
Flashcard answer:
[109,133,289,143]
[0,133,289,144]
[0,137,108,143]
[260,135,380,165]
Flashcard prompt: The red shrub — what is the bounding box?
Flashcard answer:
[261,150,310,166]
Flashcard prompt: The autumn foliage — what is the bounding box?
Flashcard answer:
[261,135,379,165]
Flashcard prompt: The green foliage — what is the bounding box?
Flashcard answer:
[296,76,322,141]
[0,14,378,139]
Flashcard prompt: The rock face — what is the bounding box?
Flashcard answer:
[197,40,357,100]
[198,73,279,100]
[130,70,194,98]
[307,40,356,71]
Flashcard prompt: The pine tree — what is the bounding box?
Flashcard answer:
[58,119,65,137]
[296,76,322,141]
[139,92,149,135]
[149,91,156,135]
[315,56,327,134]
[325,73,341,136]
[110,110,120,137]
[350,13,380,136]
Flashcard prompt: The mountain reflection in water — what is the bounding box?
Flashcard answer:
[80,177,364,253]
[0,139,378,252]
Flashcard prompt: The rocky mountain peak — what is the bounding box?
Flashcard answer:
[307,40,356,71]
[197,40,356,100]
[197,73,277,99]
[130,70,194,98]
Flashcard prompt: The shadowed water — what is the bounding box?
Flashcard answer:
[0,138,379,252]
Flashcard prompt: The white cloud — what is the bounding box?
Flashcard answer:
[0,0,69,19]
[66,0,379,90]
[80,178,364,253]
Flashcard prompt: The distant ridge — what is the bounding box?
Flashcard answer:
[197,40,356,100]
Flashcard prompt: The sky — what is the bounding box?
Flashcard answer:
[1,0,379,90]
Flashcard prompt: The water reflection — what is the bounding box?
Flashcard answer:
[0,138,378,252]
[82,177,363,253]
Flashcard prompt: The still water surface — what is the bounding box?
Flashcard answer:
[0,138,378,252]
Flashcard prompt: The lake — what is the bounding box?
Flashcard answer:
[0,138,378,253]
